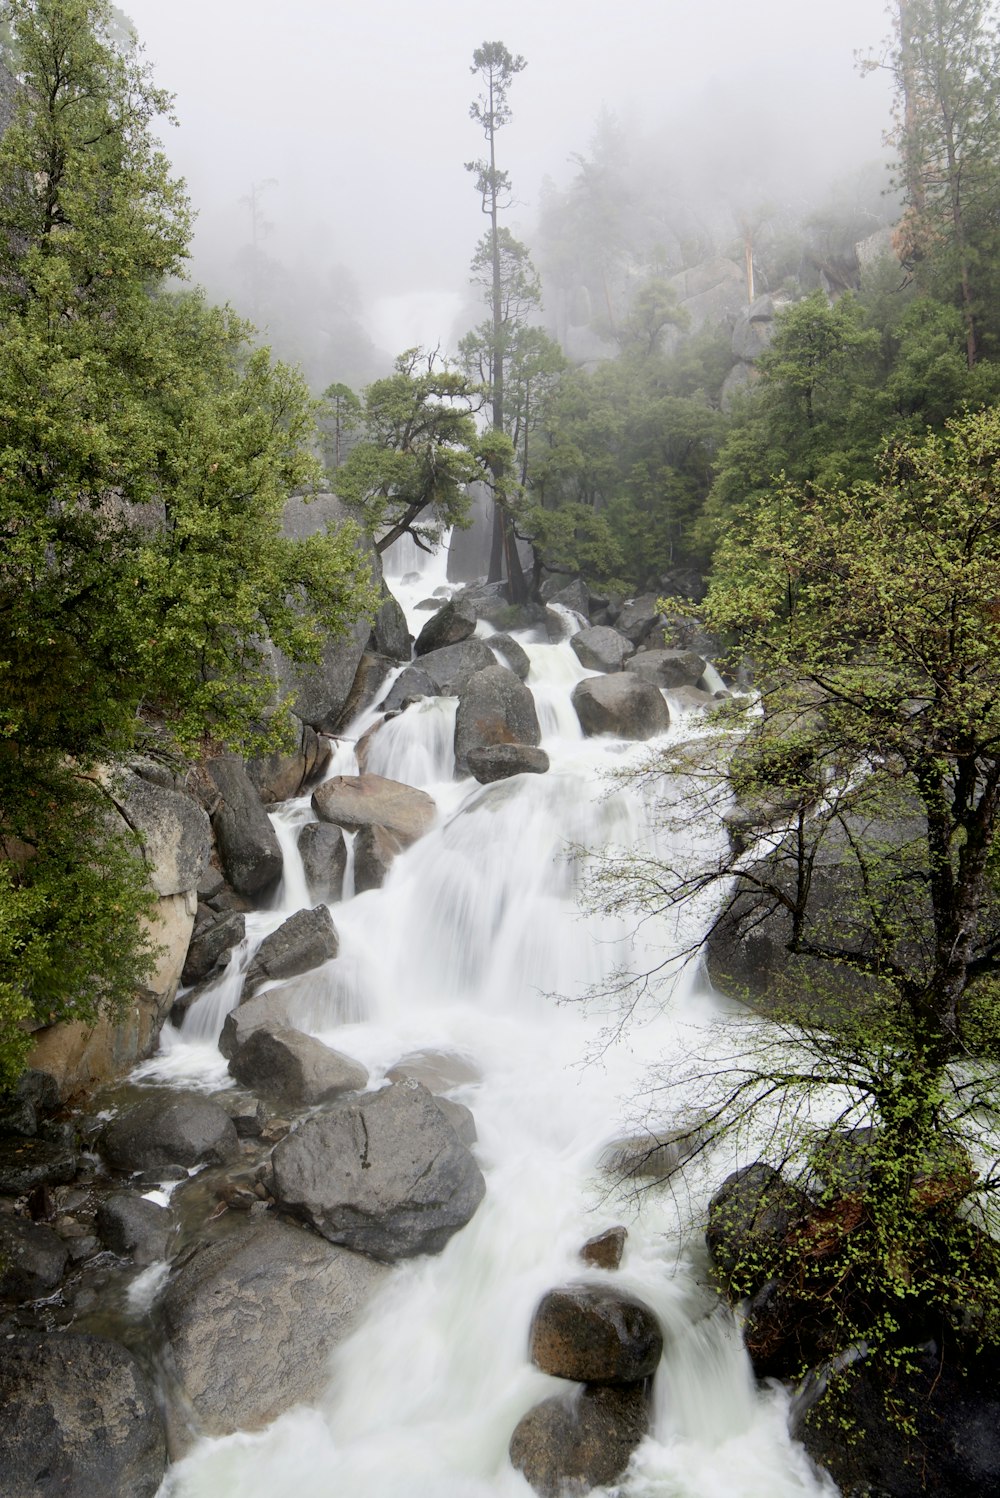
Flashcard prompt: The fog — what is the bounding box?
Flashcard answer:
[122,0,895,385]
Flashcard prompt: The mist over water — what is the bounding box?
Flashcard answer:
[122,0,893,376]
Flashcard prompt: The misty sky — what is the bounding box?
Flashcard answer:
[123,0,895,359]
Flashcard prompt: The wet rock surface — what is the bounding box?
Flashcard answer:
[509,1383,650,1498]
[0,1331,167,1498]
[571,673,671,740]
[227,1025,369,1108]
[454,665,542,776]
[414,598,478,655]
[570,626,636,674]
[297,822,348,903]
[312,773,436,844]
[159,1218,388,1439]
[0,1214,69,1300]
[529,1284,663,1384]
[466,743,550,783]
[94,1191,174,1265]
[242,904,339,1000]
[271,1081,486,1261]
[579,1225,627,1270]
[101,1093,240,1174]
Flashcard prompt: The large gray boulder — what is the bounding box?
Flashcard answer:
[371,581,411,661]
[626,648,708,690]
[181,909,245,987]
[378,666,438,712]
[271,1081,486,1261]
[416,637,497,696]
[246,720,332,805]
[454,665,541,777]
[0,1136,78,1195]
[242,904,339,1000]
[570,626,635,674]
[615,594,666,646]
[0,1216,68,1300]
[312,773,436,845]
[159,1219,388,1438]
[529,1285,663,1384]
[571,674,670,740]
[207,756,283,899]
[353,823,405,893]
[414,598,478,655]
[96,1191,174,1265]
[102,1093,240,1173]
[488,632,531,680]
[0,1332,167,1498]
[297,821,348,903]
[705,802,929,1024]
[466,744,550,784]
[509,1384,650,1498]
[114,774,211,898]
[228,1026,368,1108]
[218,985,305,1061]
[706,1163,809,1287]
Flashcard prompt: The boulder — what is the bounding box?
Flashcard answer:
[270,494,377,733]
[433,1097,477,1147]
[378,666,438,712]
[207,756,283,899]
[796,1346,1000,1498]
[599,1127,705,1183]
[336,650,394,728]
[384,1049,482,1090]
[271,1081,486,1261]
[615,594,665,646]
[0,1332,166,1498]
[181,909,245,987]
[95,1191,173,1265]
[529,1284,663,1383]
[354,823,405,893]
[159,1218,388,1439]
[414,598,478,656]
[488,632,531,680]
[0,1070,58,1139]
[571,674,670,740]
[102,1092,240,1173]
[509,1383,650,1498]
[416,637,497,696]
[0,1215,69,1300]
[312,774,436,845]
[466,743,550,783]
[543,577,591,618]
[246,721,332,805]
[371,582,411,661]
[454,665,542,777]
[113,773,211,898]
[570,626,636,674]
[626,648,708,690]
[706,1163,809,1288]
[297,822,348,903]
[580,1225,627,1270]
[242,904,339,1000]
[218,986,305,1061]
[0,1135,78,1195]
[228,1026,369,1108]
[705,802,929,1023]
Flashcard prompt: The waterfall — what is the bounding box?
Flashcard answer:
[149,570,833,1498]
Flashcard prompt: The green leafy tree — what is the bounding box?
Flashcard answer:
[601,405,1000,1443]
[332,348,512,555]
[0,0,375,1085]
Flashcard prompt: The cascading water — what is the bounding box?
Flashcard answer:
[147,555,835,1498]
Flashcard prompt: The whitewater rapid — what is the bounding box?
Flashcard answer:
[142,550,834,1498]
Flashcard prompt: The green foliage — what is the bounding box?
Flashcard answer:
[0,757,157,1087]
[531,337,728,584]
[0,0,376,1082]
[332,348,512,555]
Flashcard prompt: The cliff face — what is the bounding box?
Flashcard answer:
[0,61,17,138]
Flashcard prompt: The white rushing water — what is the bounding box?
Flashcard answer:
[150,551,835,1498]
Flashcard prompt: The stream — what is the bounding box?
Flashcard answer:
[134,550,833,1498]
